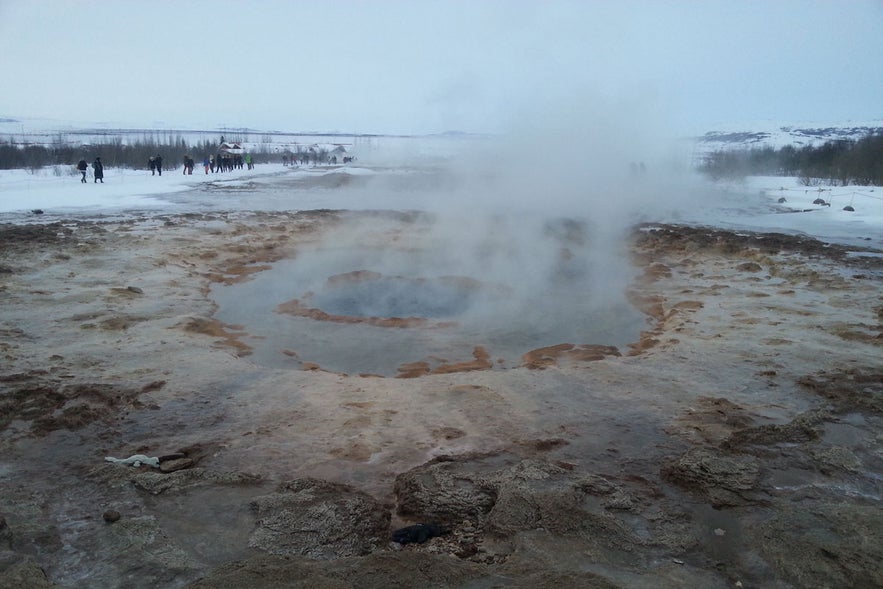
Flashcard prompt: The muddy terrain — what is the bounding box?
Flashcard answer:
[0,211,881,588]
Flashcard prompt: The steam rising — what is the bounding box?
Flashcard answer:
[215,94,707,373]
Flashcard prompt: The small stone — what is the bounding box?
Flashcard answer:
[673,558,685,565]
[126,286,144,294]
[103,510,121,523]
[159,457,194,473]
[713,527,726,536]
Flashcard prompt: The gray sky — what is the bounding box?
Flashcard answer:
[1,0,881,135]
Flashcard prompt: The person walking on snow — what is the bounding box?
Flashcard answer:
[77,158,88,183]
[203,156,210,174]
[154,154,163,176]
[92,157,104,183]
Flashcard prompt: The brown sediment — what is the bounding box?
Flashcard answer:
[174,316,253,356]
[429,346,493,374]
[204,263,273,285]
[396,347,493,378]
[521,343,621,369]
[797,368,883,414]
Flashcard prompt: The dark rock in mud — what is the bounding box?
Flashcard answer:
[158,457,194,473]
[102,509,121,523]
[660,448,761,507]
[750,504,883,589]
[249,478,390,559]
[391,523,448,544]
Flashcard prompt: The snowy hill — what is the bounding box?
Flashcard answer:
[695,120,883,153]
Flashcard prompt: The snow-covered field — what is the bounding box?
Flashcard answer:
[1,160,881,253]
[0,163,289,213]
[710,176,883,248]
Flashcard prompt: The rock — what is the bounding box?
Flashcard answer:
[777,197,787,203]
[0,515,11,549]
[132,468,262,495]
[660,448,761,507]
[736,262,763,272]
[159,457,194,473]
[249,478,390,559]
[843,205,855,212]
[92,515,201,586]
[394,454,645,559]
[186,551,496,589]
[393,454,499,523]
[0,556,61,589]
[751,504,883,589]
[126,286,144,294]
[722,409,826,450]
[102,509,121,523]
[798,369,883,414]
[809,445,862,474]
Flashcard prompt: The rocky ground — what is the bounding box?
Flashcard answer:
[0,211,881,588]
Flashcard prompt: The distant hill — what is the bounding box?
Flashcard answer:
[696,121,883,153]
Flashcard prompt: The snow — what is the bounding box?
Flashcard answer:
[1,167,242,213]
[711,176,883,247]
[0,145,881,253]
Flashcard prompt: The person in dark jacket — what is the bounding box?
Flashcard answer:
[92,157,104,183]
[155,155,163,176]
[148,156,156,176]
[77,158,88,183]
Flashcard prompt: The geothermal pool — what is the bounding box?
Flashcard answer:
[211,212,647,376]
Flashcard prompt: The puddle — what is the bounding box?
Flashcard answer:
[212,214,646,376]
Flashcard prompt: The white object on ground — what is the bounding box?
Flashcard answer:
[104,454,160,468]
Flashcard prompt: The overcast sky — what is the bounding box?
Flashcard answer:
[1,0,881,135]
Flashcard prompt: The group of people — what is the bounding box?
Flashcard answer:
[76,157,104,183]
[75,151,258,183]
[175,153,253,175]
[147,155,164,176]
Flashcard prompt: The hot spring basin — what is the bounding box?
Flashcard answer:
[211,215,646,376]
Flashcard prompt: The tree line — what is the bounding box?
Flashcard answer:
[698,133,883,186]
[0,136,280,171]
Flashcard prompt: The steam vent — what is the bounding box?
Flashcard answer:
[211,212,645,377]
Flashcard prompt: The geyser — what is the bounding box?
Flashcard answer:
[211,211,647,377]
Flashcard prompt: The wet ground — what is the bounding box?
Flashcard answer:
[210,212,645,376]
[0,200,882,588]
